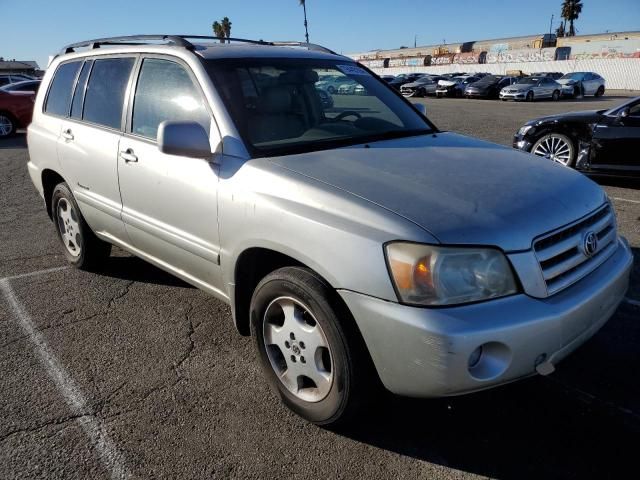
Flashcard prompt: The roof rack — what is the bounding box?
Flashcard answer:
[59,35,338,56]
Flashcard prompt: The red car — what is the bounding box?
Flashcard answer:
[0,80,40,138]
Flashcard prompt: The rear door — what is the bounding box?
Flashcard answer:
[57,56,136,241]
[117,55,224,292]
[590,99,640,175]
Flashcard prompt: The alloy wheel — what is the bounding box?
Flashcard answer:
[532,135,573,166]
[0,114,13,137]
[56,198,82,256]
[263,296,334,402]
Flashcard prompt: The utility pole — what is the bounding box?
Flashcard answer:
[301,1,309,43]
[549,13,554,38]
[414,34,417,48]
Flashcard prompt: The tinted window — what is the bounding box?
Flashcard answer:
[71,61,92,119]
[45,61,81,116]
[83,57,135,129]
[132,58,210,140]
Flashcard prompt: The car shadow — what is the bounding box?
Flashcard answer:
[100,254,194,289]
[338,358,638,479]
[0,134,27,149]
[589,174,640,190]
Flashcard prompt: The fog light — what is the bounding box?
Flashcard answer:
[516,140,527,149]
[468,346,483,368]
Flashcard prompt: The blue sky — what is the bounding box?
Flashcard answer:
[2,0,639,69]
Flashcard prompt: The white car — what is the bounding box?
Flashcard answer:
[557,72,606,97]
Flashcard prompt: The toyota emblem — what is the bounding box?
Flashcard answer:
[583,231,598,257]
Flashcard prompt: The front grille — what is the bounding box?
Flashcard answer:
[533,204,617,296]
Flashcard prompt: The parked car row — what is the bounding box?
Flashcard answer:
[382,71,606,102]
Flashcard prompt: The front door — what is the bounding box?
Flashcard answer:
[117,56,224,293]
[591,100,640,175]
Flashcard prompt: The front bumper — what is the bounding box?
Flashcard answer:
[500,91,527,100]
[339,237,632,398]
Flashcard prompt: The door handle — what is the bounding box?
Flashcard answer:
[120,148,138,163]
[61,129,74,141]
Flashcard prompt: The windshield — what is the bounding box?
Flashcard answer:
[475,75,503,85]
[517,77,540,85]
[561,73,586,81]
[206,59,433,157]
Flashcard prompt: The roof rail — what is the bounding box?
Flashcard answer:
[59,34,338,56]
[270,41,337,55]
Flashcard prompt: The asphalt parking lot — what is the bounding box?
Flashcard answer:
[1,96,639,479]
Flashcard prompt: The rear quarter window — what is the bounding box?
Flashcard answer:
[45,61,82,116]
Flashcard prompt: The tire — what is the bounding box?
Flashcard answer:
[250,266,374,426]
[595,86,605,97]
[552,90,560,101]
[327,86,335,94]
[531,133,576,167]
[0,112,16,138]
[526,91,534,102]
[51,182,112,270]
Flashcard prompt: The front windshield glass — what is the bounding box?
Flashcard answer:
[517,77,540,84]
[206,58,432,156]
[561,73,586,81]
[476,75,502,85]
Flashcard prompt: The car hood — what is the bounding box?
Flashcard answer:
[267,132,605,251]
[402,81,427,88]
[557,78,580,85]
[438,80,457,87]
[530,109,604,125]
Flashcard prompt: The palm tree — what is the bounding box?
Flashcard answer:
[221,17,232,40]
[561,0,583,37]
[212,20,225,43]
[299,1,309,43]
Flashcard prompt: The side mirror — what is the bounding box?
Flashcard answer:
[620,107,630,119]
[158,121,211,159]
[412,102,427,117]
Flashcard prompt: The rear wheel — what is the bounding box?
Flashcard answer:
[552,90,560,101]
[595,86,605,97]
[0,112,16,138]
[250,267,373,426]
[526,91,534,102]
[531,133,575,167]
[52,183,111,270]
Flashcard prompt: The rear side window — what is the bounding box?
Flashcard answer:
[131,58,210,140]
[83,57,135,129]
[45,61,81,116]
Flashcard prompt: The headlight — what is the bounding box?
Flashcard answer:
[385,242,518,306]
[518,125,534,136]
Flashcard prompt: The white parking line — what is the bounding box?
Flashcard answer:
[3,266,70,281]
[0,277,130,480]
[611,197,640,205]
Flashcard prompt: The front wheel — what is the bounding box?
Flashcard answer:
[595,86,605,97]
[250,267,371,426]
[526,91,534,102]
[52,183,111,269]
[552,90,560,101]
[531,133,576,167]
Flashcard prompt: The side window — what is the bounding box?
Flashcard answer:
[70,61,93,119]
[83,57,135,129]
[132,58,210,140]
[45,61,81,116]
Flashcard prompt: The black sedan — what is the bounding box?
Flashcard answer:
[464,75,518,99]
[387,73,426,90]
[513,97,640,176]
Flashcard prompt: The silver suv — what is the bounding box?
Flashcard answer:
[28,35,633,426]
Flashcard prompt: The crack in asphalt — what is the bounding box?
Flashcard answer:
[107,281,135,310]
[0,413,91,445]
[173,303,196,379]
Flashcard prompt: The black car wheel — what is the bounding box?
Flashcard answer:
[595,86,605,97]
[552,90,560,101]
[526,91,534,102]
